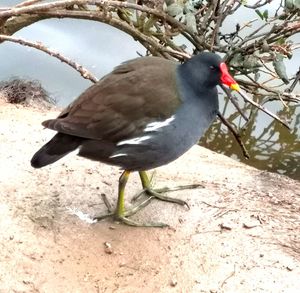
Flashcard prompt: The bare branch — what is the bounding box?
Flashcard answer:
[0,0,204,49]
[287,67,300,93]
[220,84,249,122]
[0,34,98,83]
[16,0,44,7]
[239,0,275,9]
[237,89,290,129]
[217,111,250,159]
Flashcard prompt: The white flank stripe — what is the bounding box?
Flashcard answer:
[117,135,152,146]
[109,153,128,159]
[144,115,175,132]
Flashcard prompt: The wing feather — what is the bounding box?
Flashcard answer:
[43,57,182,142]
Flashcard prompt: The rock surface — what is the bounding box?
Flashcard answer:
[0,100,299,292]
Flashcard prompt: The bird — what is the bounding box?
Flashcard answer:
[31,52,242,227]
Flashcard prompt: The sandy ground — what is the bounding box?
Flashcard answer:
[0,99,300,293]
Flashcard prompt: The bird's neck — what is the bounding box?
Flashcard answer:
[178,62,210,95]
[176,63,215,100]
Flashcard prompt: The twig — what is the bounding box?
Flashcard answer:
[237,89,290,129]
[286,67,300,93]
[210,0,221,50]
[0,34,98,83]
[217,111,250,159]
[37,9,177,59]
[238,78,300,102]
[201,201,225,209]
[220,264,236,288]
[101,193,113,213]
[16,0,44,7]
[220,84,249,122]
[214,209,240,219]
[0,0,204,50]
[241,0,274,9]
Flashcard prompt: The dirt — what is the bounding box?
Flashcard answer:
[0,99,299,293]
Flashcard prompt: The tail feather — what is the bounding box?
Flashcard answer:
[31,133,83,168]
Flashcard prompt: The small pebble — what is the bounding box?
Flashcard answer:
[170,278,177,287]
[219,223,232,230]
[104,242,113,254]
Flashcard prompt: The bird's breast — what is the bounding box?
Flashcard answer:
[109,96,218,170]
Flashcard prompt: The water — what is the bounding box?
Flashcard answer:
[0,19,145,105]
[201,96,300,180]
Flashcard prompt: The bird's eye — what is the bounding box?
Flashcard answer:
[210,66,217,71]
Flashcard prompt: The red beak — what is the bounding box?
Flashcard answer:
[219,62,240,91]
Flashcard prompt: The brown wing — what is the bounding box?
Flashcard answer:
[43,57,182,142]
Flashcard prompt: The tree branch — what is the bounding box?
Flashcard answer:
[16,0,44,7]
[0,0,204,50]
[217,111,250,159]
[0,34,98,83]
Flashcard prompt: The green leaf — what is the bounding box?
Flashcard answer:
[263,10,269,20]
[276,38,286,45]
[166,3,184,18]
[184,1,195,13]
[285,0,294,9]
[254,71,261,82]
[255,9,264,20]
[285,0,300,9]
[243,55,261,70]
[185,13,197,34]
[261,40,270,52]
[229,53,243,67]
[165,0,174,6]
[255,9,269,20]
[273,54,289,84]
[295,0,300,9]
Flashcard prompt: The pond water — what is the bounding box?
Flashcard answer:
[0,6,299,181]
[201,96,300,180]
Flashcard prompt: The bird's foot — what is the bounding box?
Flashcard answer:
[131,184,203,208]
[93,194,168,227]
[114,216,168,227]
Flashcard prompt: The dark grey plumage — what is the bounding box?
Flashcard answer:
[31,53,221,171]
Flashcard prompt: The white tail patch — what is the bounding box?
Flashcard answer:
[144,115,175,132]
[117,135,152,146]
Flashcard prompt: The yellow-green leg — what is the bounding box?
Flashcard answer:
[115,170,130,217]
[94,170,167,227]
[133,171,192,207]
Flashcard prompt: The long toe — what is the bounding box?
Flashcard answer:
[93,194,168,227]
[145,188,190,208]
[132,184,201,209]
[93,212,168,227]
[115,216,169,228]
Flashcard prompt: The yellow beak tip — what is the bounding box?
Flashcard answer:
[230,83,240,91]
